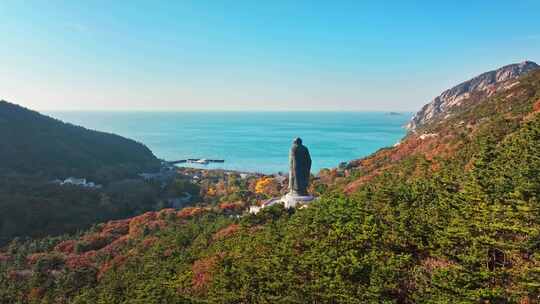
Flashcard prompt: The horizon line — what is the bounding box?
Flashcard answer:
[41,109,417,113]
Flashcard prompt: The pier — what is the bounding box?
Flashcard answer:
[167,158,225,165]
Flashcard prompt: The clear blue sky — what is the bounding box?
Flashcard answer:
[1,1,539,111]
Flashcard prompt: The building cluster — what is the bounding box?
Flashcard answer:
[54,177,102,189]
[177,167,262,184]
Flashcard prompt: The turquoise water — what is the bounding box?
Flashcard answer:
[47,112,412,174]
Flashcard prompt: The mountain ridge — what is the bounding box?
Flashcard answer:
[406,60,539,132]
[0,100,160,182]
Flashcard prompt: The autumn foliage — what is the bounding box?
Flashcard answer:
[218,201,245,212]
[191,256,219,293]
[254,177,280,196]
[2,205,216,286]
[65,252,94,270]
[177,207,208,218]
[0,253,12,262]
[533,99,540,113]
[212,224,240,241]
[54,240,77,254]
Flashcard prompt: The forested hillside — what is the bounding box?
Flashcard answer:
[0,101,162,245]
[0,100,159,182]
[1,69,540,303]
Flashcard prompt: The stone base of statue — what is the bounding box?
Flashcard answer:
[280,192,315,209]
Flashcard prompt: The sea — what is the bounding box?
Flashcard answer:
[46,111,412,174]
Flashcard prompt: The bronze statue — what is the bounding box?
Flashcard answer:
[289,137,312,196]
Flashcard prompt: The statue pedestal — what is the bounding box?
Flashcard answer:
[248,195,315,214]
[281,193,315,209]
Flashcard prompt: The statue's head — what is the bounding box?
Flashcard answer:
[293,137,302,145]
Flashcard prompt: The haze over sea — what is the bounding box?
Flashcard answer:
[47,112,411,174]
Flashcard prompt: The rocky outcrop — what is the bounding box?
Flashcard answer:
[406,61,539,132]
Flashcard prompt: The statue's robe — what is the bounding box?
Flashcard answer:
[289,143,312,195]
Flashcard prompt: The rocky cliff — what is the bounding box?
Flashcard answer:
[406,61,539,132]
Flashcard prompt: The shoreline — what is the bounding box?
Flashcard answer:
[176,165,271,177]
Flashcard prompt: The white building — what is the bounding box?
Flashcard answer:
[248,206,261,214]
[60,177,101,189]
[61,177,87,186]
